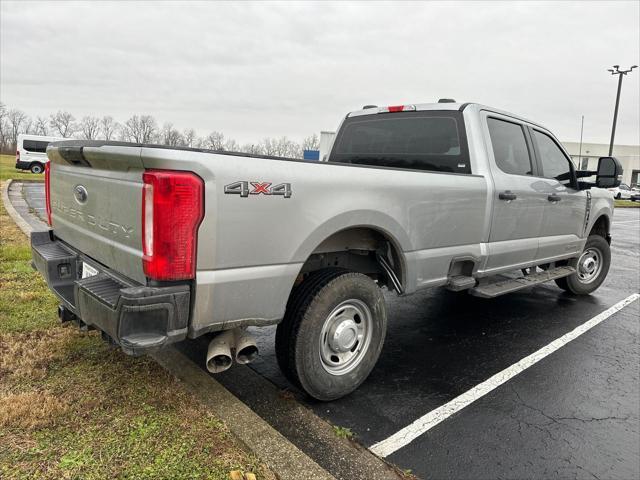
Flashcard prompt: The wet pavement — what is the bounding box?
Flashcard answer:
[235,207,640,479]
[7,180,49,232]
[19,181,640,479]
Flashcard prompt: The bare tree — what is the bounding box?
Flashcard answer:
[0,103,8,151]
[100,116,118,141]
[203,131,225,150]
[241,143,263,155]
[224,138,240,152]
[260,137,278,156]
[302,134,320,151]
[183,128,197,148]
[161,123,183,146]
[278,136,302,158]
[49,110,77,138]
[0,104,310,158]
[33,117,49,136]
[261,136,301,158]
[80,116,101,139]
[123,114,157,143]
[7,108,28,147]
[140,115,158,143]
[24,118,35,135]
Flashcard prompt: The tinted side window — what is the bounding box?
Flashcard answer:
[487,118,532,176]
[329,111,470,174]
[532,130,573,186]
[22,140,49,153]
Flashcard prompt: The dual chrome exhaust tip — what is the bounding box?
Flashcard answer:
[206,328,259,373]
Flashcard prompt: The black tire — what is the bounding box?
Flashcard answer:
[30,163,44,174]
[276,269,387,401]
[615,193,621,199]
[554,235,611,295]
[276,268,348,382]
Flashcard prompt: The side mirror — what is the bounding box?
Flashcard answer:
[595,156,623,188]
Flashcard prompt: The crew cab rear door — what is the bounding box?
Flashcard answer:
[528,127,585,260]
[482,112,545,272]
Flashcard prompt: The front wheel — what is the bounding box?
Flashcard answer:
[554,235,611,295]
[276,269,387,401]
[30,163,44,174]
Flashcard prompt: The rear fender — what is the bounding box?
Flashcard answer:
[291,210,413,291]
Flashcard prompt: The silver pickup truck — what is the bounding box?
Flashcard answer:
[32,101,622,400]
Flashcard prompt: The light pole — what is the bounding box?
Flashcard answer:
[578,114,584,168]
[607,65,637,156]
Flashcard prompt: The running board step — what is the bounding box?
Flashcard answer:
[447,275,477,291]
[470,266,576,298]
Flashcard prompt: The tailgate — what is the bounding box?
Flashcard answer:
[48,143,146,284]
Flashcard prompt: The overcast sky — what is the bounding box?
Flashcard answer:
[1,1,639,145]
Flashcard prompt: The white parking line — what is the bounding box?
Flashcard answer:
[369,293,640,458]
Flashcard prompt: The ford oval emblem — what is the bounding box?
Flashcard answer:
[74,185,88,204]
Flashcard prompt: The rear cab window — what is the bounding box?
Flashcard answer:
[328,111,471,174]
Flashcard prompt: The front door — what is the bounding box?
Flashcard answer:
[482,113,546,272]
[529,128,586,261]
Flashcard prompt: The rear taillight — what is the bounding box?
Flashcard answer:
[44,162,52,226]
[16,150,20,162]
[141,170,204,281]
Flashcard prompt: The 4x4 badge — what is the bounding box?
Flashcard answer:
[224,181,292,198]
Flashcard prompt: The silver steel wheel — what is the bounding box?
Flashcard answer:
[577,247,603,284]
[319,299,373,376]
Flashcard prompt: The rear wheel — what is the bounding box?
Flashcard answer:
[615,192,621,199]
[276,268,387,401]
[554,235,610,295]
[30,162,44,174]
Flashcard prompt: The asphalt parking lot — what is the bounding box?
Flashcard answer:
[18,181,640,479]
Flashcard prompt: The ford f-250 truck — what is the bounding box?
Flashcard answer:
[31,101,622,401]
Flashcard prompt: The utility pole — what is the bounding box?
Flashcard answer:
[607,65,637,156]
[578,115,584,168]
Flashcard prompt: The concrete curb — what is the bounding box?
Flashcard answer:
[2,181,335,480]
[153,348,335,480]
[1,179,33,237]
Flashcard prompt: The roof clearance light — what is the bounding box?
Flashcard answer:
[379,105,417,113]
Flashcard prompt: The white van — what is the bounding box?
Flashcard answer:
[15,134,65,173]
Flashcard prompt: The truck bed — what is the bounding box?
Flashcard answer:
[46,140,488,336]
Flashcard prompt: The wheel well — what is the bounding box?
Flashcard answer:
[589,215,610,243]
[299,227,404,292]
